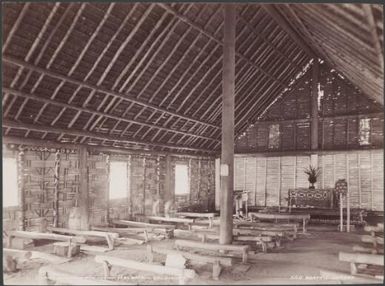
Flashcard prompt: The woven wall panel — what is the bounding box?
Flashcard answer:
[234,150,383,210]
[235,63,383,153]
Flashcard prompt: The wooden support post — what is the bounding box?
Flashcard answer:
[340,193,343,232]
[346,156,350,233]
[311,59,319,150]
[165,155,172,205]
[78,146,90,230]
[53,150,60,227]
[220,3,236,245]
[18,150,26,230]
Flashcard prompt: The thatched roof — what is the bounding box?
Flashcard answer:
[2,3,383,155]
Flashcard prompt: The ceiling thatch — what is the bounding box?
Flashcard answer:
[2,3,383,155]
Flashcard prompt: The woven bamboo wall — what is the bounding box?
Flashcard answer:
[236,63,383,152]
[234,149,383,211]
[3,145,215,231]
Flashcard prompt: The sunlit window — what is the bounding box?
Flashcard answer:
[2,158,19,207]
[359,118,370,145]
[109,161,129,199]
[175,164,189,195]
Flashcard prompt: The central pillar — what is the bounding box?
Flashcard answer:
[219,4,236,245]
[311,59,319,151]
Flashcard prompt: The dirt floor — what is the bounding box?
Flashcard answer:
[3,225,380,285]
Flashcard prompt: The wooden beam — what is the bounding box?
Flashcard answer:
[2,56,220,131]
[262,5,317,59]
[3,88,219,143]
[159,4,287,89]
[3,136,217,158]
[78,146,89,230]
[363,4,384,70]
[2,120,214,154]
[311,60,319,150]
[220,3,236,245]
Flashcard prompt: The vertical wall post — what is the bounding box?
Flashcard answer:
[219,3,236,245]
[18,149,26,231]
[78,146,89,230]
[311,59,319,151]
[53,150,60,227]
[165,155,172,204]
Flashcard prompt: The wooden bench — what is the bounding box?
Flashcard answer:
[7,231,86,257]
[174,228,275,252]
[92,226,166,242]
[234,221,298,237]
[38,266,124,285]
[147,245,231,280]
[48,227,119,250]
[176,212,217,228]
[339,252,384,279]
[112,219,175,238]
[248,212,310,233]
[147,216,195,230]
[95,255,196,284]
[174,239,250,263]
[4,248,71,264]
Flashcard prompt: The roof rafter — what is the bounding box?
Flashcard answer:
[3,120,215,154]
[3,56,221,130]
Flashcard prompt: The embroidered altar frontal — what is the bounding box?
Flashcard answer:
[288,189,335,209]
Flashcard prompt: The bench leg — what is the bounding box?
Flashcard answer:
[242,250,248,264]
[102,260,111,280]
[212,261,221,280]
[144,229,149,243]
[209,217,213,229]
[146,245,154,263]
[106,234,114,250]
[37,269,49,285]
[350,262,357,275]
[302,218,306,234]
[67,239,72,258]
[7,235,13,248]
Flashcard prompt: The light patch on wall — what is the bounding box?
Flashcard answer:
[2,158,18,207]
[268,124,280,149]
[175,164,189,195]
[317,83,324,111]
[359,118,371,145]
[109,161,129,199]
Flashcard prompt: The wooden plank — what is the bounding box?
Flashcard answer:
[147,216,194,224]
[220,3,236,245]
[175,239,249,263]
[339,252,384,266]
[8,231,86,245]
[149,245,232,266]
[95,255,196,279]
[364,225,384,233]
[176,212,216,218]
[48,227,119,239]
[38,266,124,285]
[3,248,32,259]
[112,219,175,229]
[362,235,384,245]
[319,269,381,284]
